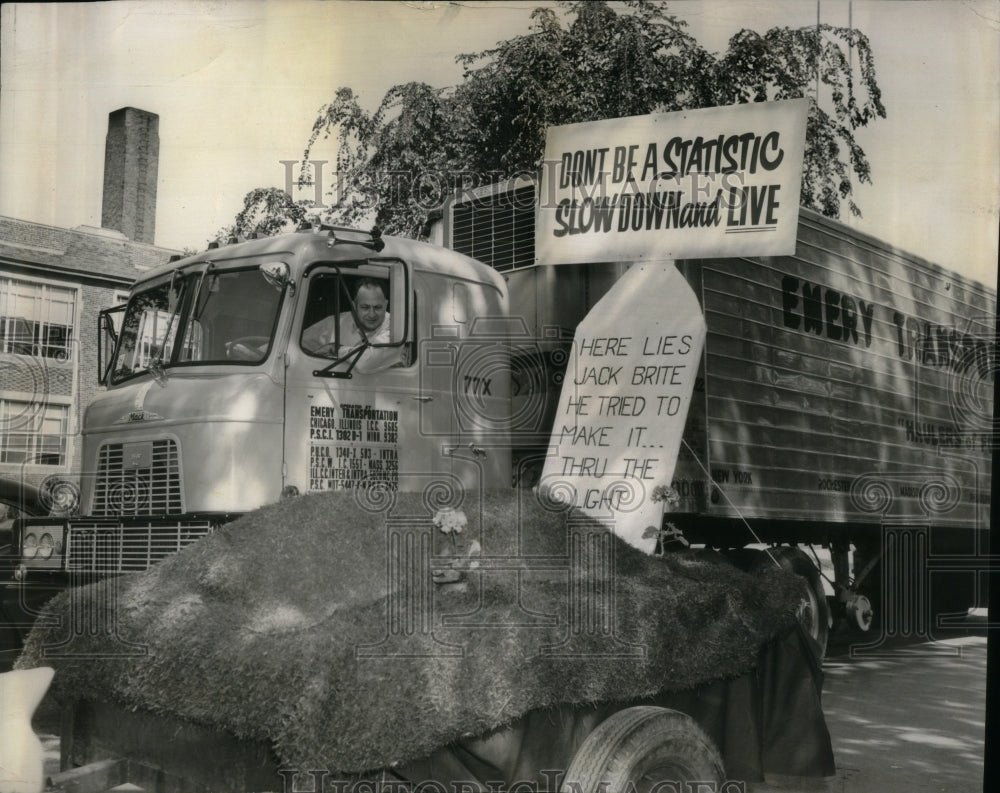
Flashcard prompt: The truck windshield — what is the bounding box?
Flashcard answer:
[110,266,284,383]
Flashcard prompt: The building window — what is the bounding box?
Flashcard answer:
[0,399,70,466]
[109,290,130,335]
[0,277,76,360]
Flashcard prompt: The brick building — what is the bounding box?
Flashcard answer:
[0,108,178,505]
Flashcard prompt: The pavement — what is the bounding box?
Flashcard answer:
[754,613,989,793]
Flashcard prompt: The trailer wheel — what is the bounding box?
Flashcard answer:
[756,547,830,658]
[561,706,724,793]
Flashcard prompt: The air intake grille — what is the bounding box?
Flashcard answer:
[65,521,213,574]
[451,184,536,271]
[92,439,183,516]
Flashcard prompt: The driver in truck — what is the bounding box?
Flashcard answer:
[301,278,401,373]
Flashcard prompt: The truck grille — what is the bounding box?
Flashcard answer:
[92,439,183,516]
[65,521,213,574]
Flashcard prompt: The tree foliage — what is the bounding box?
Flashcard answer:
[211,187,312,244]
[299,1,886,237]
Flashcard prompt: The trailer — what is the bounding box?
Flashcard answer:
[44,676,817,793]
[439,179,996,653]
[20,488,834,793]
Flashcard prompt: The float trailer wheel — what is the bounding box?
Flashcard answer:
[561,706,725,793]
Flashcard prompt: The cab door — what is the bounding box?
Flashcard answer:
[283,261,457,501]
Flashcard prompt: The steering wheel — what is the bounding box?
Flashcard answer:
[225,336,270,361]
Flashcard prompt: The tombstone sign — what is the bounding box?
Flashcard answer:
[541,262,707,552]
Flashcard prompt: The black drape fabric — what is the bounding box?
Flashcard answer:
[393,624,835,788]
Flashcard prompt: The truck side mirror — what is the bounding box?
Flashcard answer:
[260,261,293,294]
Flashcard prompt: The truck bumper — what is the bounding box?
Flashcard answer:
[11,514,235,580]
[4,514,233,660]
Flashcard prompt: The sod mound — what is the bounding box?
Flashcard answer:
[17,489,805,773]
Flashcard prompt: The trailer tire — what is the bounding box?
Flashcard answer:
[851,540,882,631]
[561,706,724,793]
[755,547,830,659]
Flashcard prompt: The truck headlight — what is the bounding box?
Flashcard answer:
[22,532,38,559]
[37,533,55,560]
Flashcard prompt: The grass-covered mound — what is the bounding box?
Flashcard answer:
[17,489,805,773]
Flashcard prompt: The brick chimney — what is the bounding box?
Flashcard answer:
[101,107,159,244]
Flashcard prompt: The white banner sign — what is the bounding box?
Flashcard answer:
[540,263,707,552]
[536,100,808,265]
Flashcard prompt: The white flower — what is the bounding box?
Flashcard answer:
[651,484,681,510]
[433,508,467,535]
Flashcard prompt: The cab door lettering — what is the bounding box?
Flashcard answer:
[463,375,492,396]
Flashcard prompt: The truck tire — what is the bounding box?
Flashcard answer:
[561,706,724,793]
[755,547,831,658]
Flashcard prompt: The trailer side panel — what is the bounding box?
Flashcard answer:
[672,211,994,532]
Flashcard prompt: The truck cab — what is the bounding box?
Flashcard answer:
[9,225,513,582]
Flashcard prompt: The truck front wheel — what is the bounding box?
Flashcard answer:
[561,706,725,793]
[756,547,831,658]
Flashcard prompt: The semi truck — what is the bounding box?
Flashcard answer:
[3,187,995,658]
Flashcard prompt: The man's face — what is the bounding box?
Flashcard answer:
[355,284,387,333]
